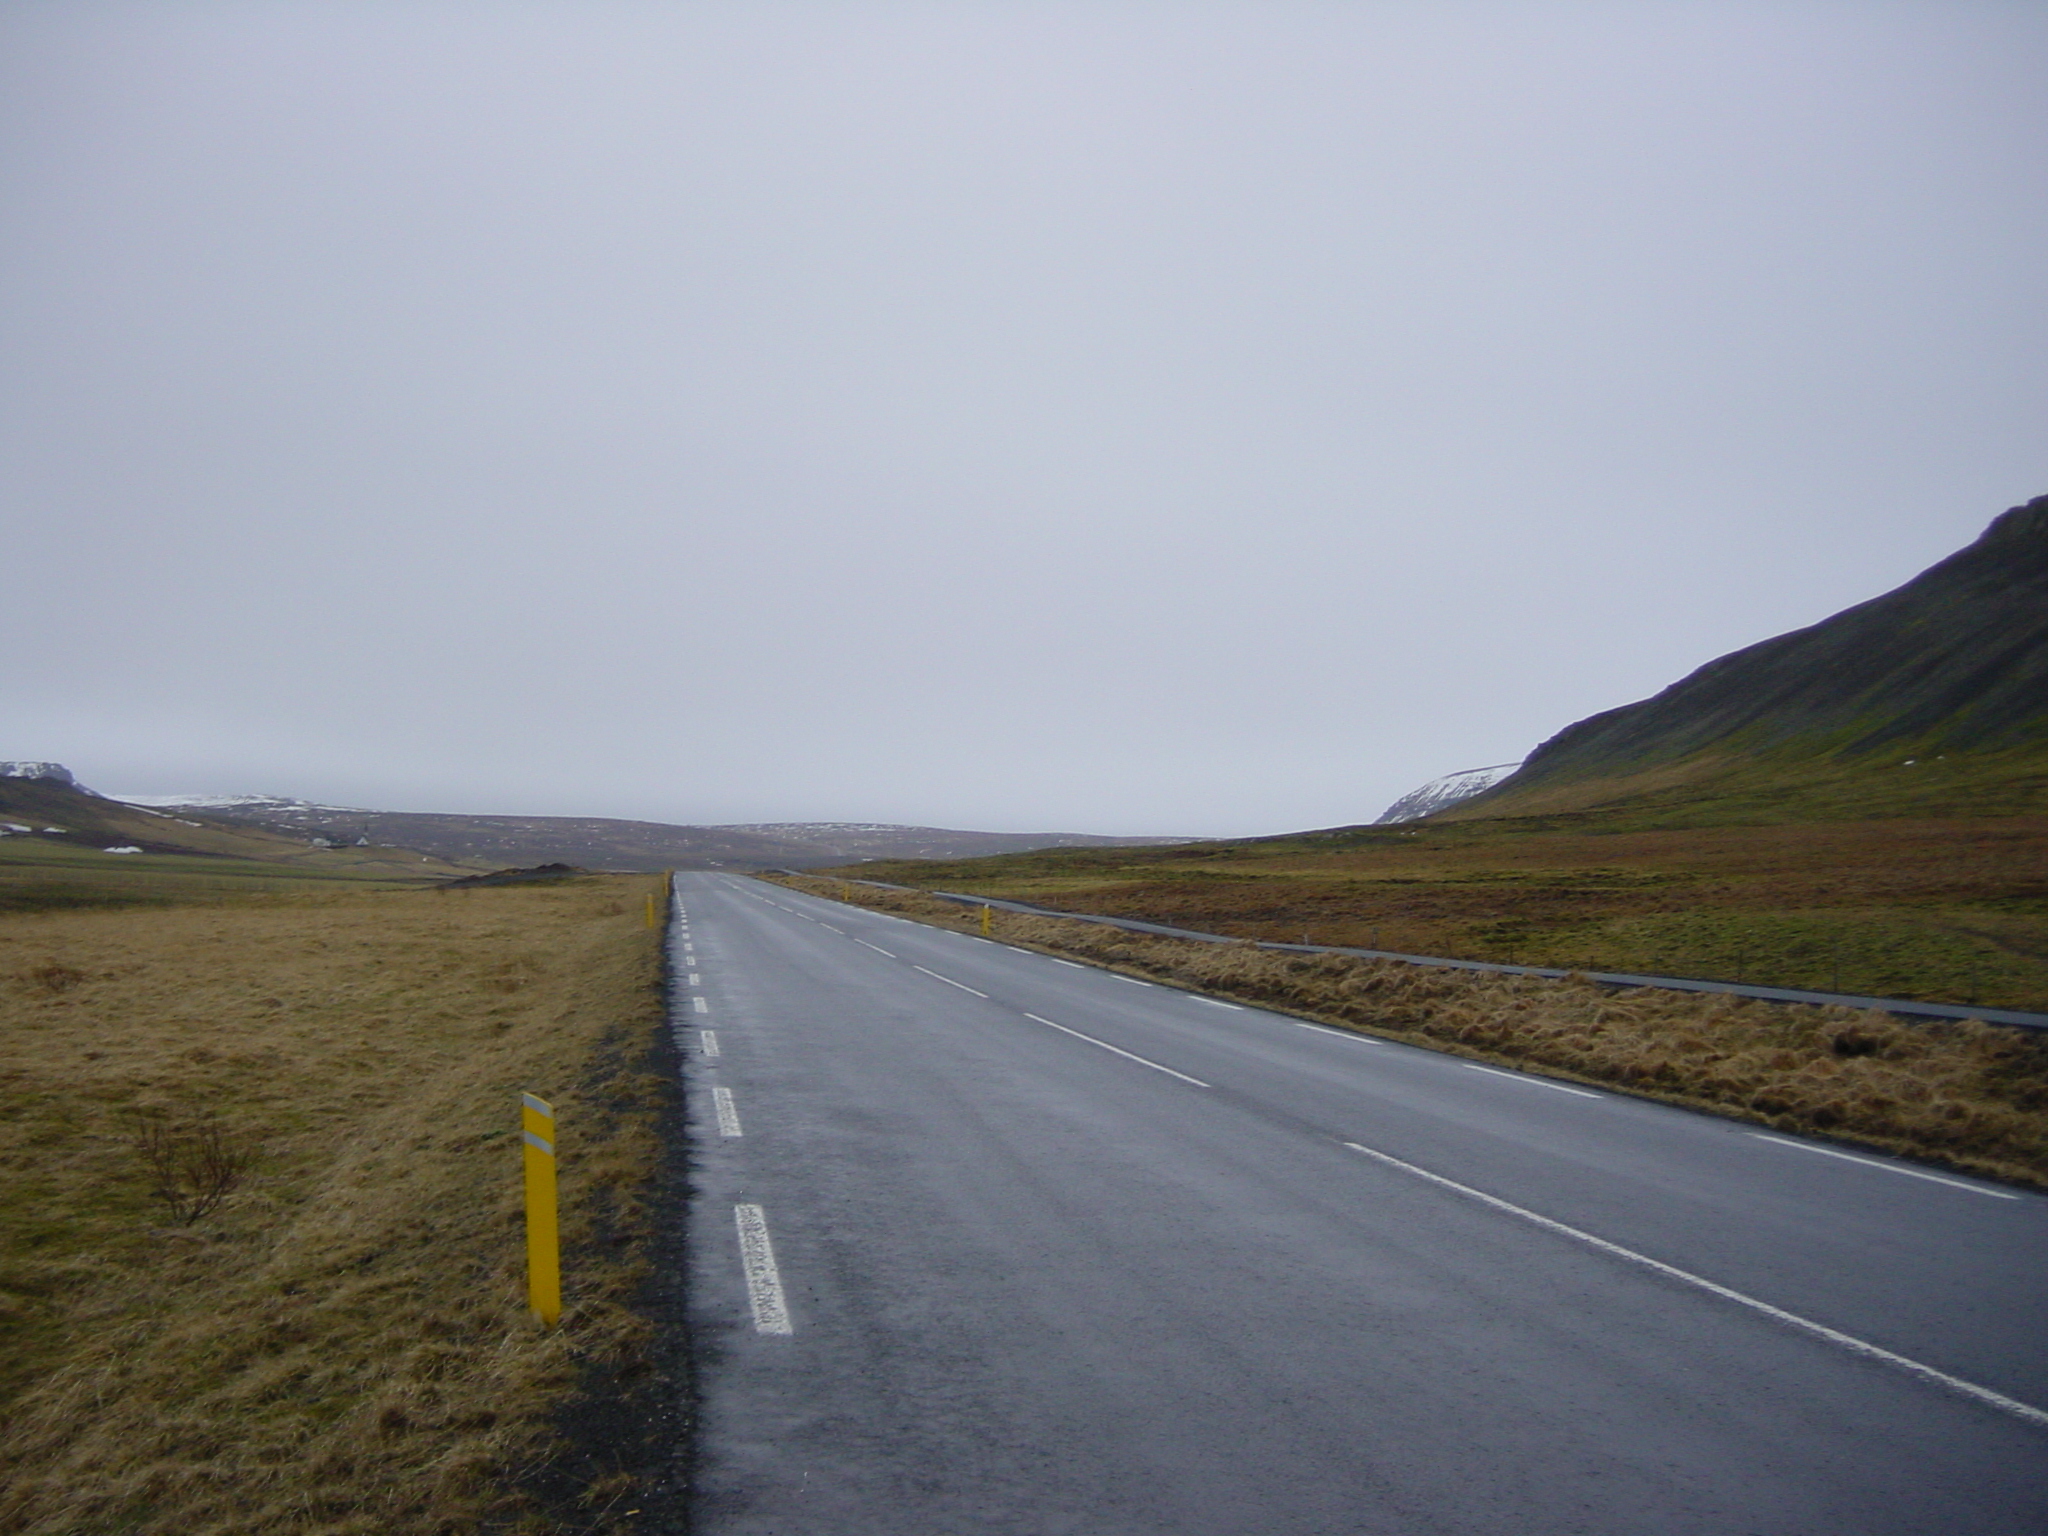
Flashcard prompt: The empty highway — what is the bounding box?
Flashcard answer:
[671,872,2048,1534]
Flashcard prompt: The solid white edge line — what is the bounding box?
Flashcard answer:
[712,1085,743,1137]
[700,1029,719,1056]
[693,996,709,1014]
[1112,975,1151,986]
[1022,1013,1211,1087]
[1463,1062,1602,1098]
[911,965,988,998]
[1049,958,1085,968]
[1191,997,1243,1010]
[855,939,896,956]
[733,1204,793,1334]
[1749,1132,2020,1199]
[1341,1140,2048,1430]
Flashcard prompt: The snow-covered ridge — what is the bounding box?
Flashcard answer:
[2,761,80,786]
[1375,762,1523,825]
[113,793,367,813]
[717,822,939,836]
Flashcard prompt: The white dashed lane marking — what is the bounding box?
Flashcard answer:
[734,1205,793,1335]
[1343,1140,2048,1430]
[1749,1132,2018,1198]
[1279,1017,1383,1043]
[713,1086,743,1137]
[1023,1013,1210,1088]
[913,965,989,998]
[700,1029,719,1056]
[1463,1063,1599,1098]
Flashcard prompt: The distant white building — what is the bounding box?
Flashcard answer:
[1375,762,1523,825]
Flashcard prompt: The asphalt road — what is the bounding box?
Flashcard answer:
[672,872,2048,1535]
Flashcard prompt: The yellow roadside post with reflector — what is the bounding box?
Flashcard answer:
[522,1092,561,1327]
[980,904,993,936]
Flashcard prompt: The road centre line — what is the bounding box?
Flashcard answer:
[912,965,989,998]
[688,973,701,985]
[1464,1062,1600,1097]
[820,923,843,933]
[1022,1013,1211,1088]
[1748,1132,2020,1198]
[694,997,709,1014]
[700,1030,720,1056]
[713,1085,743,1137]
[855,939,896,957]
[734,1204,794,1335]
[1341,1140,2048,1430]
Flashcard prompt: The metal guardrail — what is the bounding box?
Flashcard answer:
[822,878,2048,1033]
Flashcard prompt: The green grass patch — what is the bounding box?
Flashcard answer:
[0,840,438,912]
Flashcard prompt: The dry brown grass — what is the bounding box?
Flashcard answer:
[830,815,2048,1010]
[773,876,2048,1190]
[0,876,672,1535]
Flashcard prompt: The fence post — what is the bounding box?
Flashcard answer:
[522,1092,561,1327]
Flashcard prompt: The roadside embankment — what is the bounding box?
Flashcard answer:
[767,874,2048,1190]
[0,875,673,1535]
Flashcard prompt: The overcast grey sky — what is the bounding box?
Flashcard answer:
[3,1,2043,835]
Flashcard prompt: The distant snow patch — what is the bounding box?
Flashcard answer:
[103,845,143,854]
[1376,762,1523,825]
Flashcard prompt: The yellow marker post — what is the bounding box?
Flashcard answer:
[841,883,851,902]
[522,1092,561,1327]
[980,904,993,937]
[645,892,658,928]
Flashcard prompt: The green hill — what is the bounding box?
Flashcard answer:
[0,769,473,907]
[1450,493,2048,825]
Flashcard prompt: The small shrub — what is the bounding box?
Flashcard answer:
[126,1110,260,1225]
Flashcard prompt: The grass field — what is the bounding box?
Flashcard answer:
[768,875,2048,1189]
[0,873,672,1535]
[824,814,2048,1013]
[0,837,463,912]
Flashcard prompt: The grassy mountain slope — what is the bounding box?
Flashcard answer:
[812,500,2048,1010]
[1448,494,2048,824]
[0,778,473,907]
